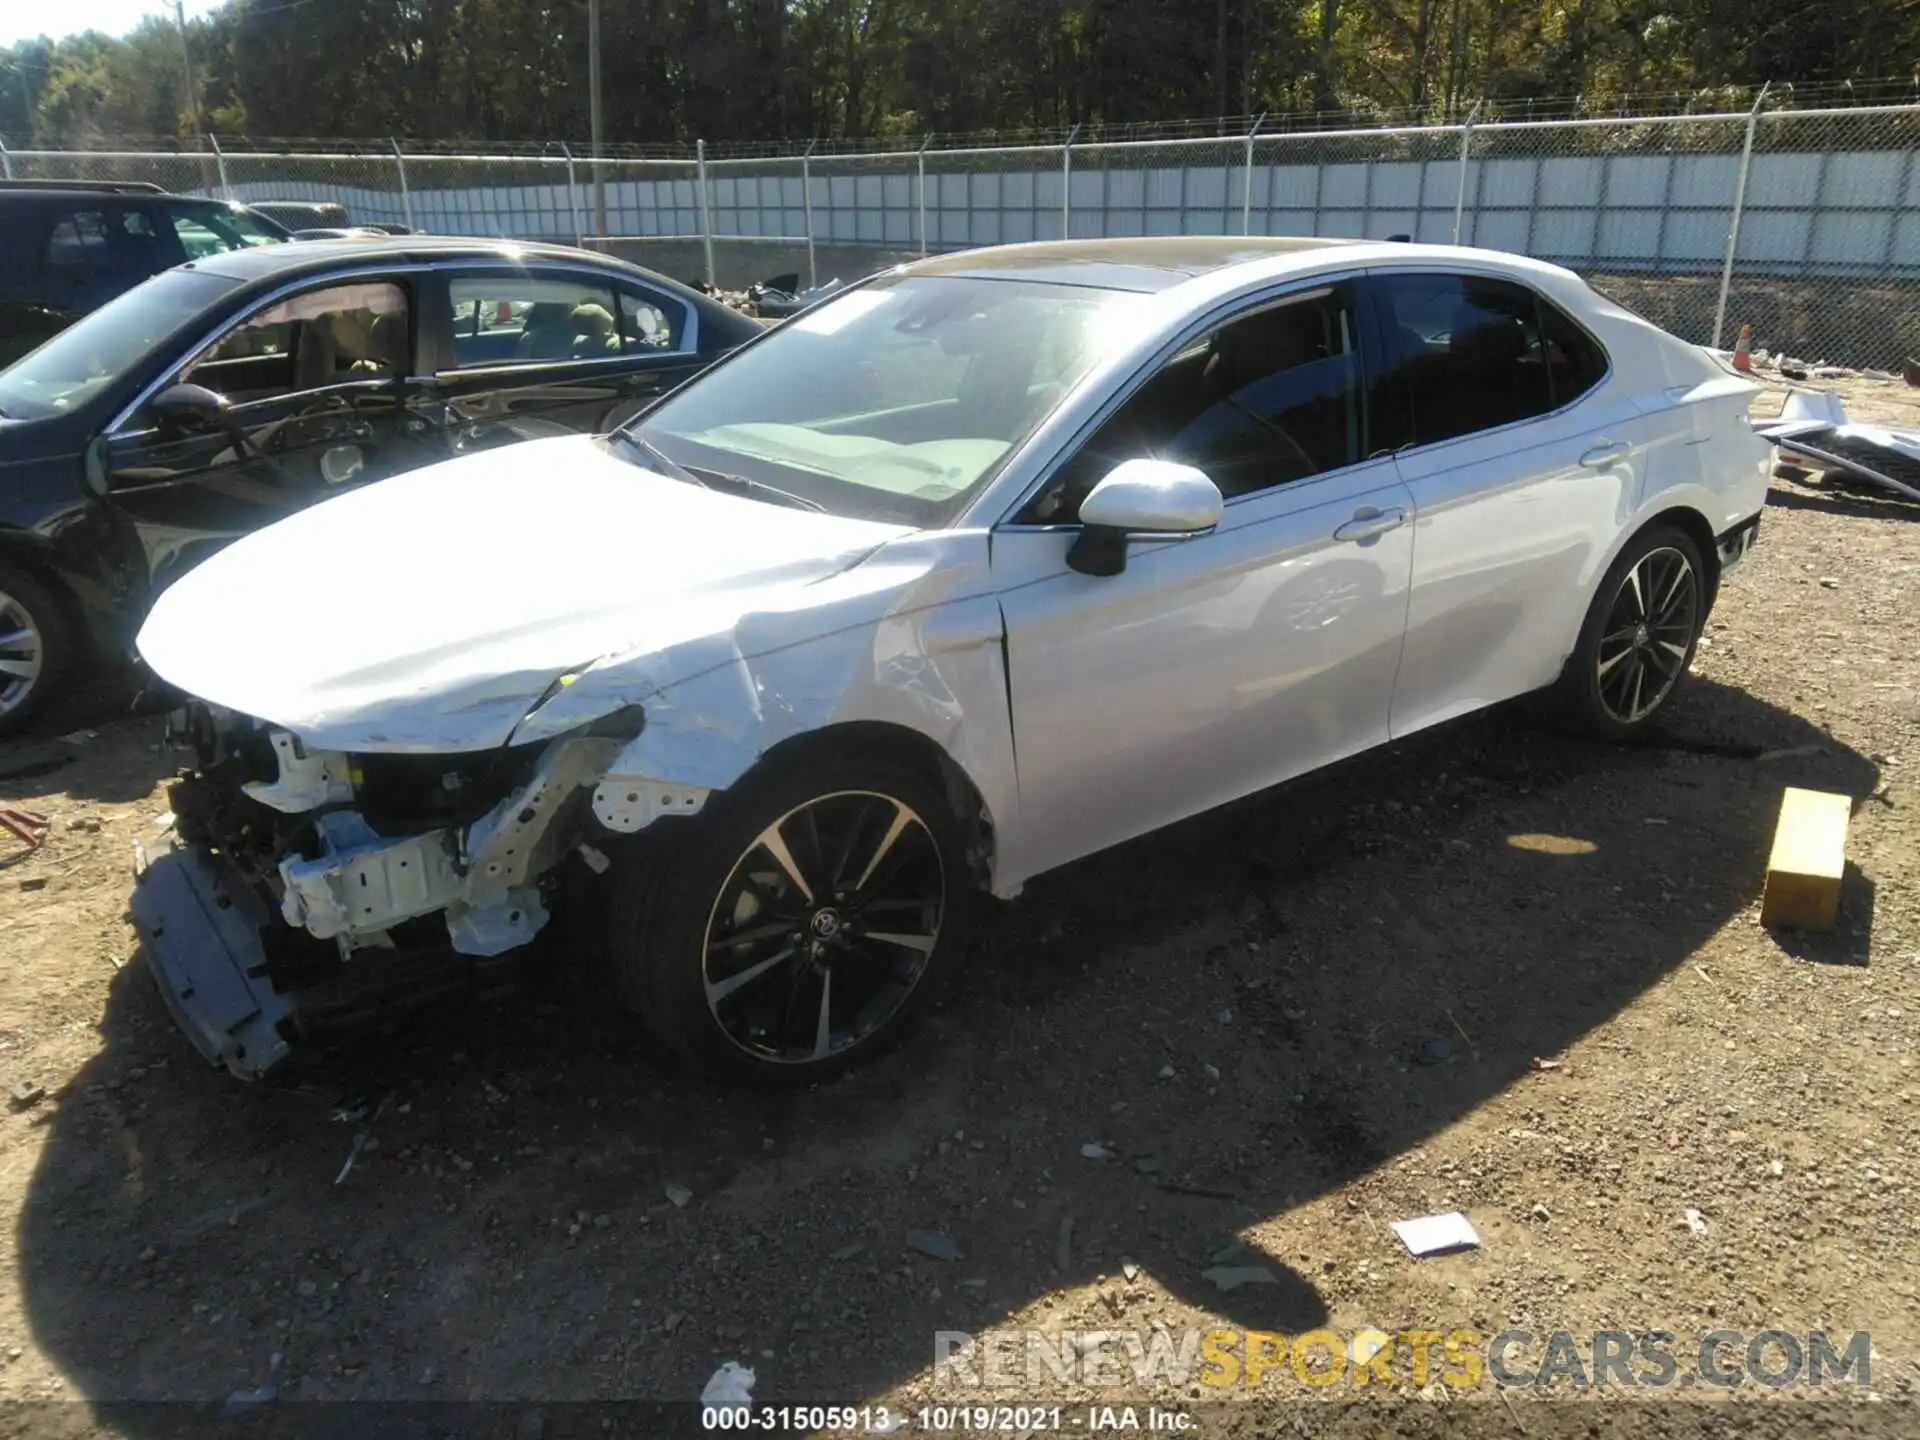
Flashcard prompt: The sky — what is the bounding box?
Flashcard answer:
[0,0,224,48]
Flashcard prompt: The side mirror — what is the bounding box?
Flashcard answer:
[151,383,232,436]
[1067,458,1223,577]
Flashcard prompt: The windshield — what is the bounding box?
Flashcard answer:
[0,268,238,421]
[625,274,1150,525]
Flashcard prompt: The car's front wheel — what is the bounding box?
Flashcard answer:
[1549,524,1707,739]
[0,566,71,740]
[608,754,973,1087]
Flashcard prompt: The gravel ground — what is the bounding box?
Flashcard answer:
[0,376,1915,1437]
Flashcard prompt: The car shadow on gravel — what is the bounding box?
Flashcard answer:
[1765,483,1920,524]
[13,676,1882,1418]
[3,673,177,807]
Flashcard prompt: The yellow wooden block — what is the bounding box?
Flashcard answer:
[1760,787,1852,931]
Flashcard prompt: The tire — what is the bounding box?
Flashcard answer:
[607,754,975,1087]
[1547,525,1707,741]
[0,565,73,741]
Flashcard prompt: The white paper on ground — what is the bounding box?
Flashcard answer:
[1391,1211,1481,1257]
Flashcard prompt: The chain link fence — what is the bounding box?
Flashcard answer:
[6,99,1916,366]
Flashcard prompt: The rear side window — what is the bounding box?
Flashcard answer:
[1371,273,1562,447]
[617,286,689,352]
[43,206,181,303]
[1538,299,1607,406]
[45,209,112,269]
[447,275,623,368]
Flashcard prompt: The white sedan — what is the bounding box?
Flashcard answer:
[131,237,1771,1085]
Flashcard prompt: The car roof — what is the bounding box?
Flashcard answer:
[180,234,741,319]
[899,236,1365,292]
[182,234,639,283]
[174,234,747,333]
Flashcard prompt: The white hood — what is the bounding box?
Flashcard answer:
[136,434,912,752]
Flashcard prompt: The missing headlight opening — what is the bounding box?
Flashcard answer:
[131,698,741,1078]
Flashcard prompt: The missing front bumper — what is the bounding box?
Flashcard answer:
[130,839,296,1080]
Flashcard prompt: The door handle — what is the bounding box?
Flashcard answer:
[1333,506,1407,543]
[1579,439,1630,467]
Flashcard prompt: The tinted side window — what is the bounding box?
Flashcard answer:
[45,209,111,271]
[162,204,283,260]
[1539,298,1607,406]
[447,275,622,368]
[1026,283,1364,522]
[1373,273,1553,446]
[616,286,689,351]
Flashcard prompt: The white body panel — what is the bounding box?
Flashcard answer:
[996,457,1415,879]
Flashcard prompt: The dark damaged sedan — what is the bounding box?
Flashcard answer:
[0,237,759,734]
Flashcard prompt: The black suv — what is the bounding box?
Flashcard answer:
[0,181,290,368]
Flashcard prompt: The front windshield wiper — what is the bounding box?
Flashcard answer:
[611,431,823,512]
[683,465,824,512]
[611,429,695,480]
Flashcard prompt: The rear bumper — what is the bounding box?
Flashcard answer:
[129,838,295,1080]
[1716,512,1760,572]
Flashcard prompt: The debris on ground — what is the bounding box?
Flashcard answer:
[1760,786,1851,931]
[700,1361,756,1413]
[905,1229,964,1261]
[1391,1211,1482,1257]
[1683,1208,1710,1238]
[1054,1216,1073,1273]
[7,1083,43,1112]
[1756,743,1826,763]
[1201,1264,1279,1292]
[1415,1036,1453,1065]
[221,1386,277,1418]
[1079,1143,1112,1160]
[749,274,848,320]
[0,807,49,853]
[333,1094,391,1186]
[1755,391,1920,502]
[1530,1056,1563,1072]
[664,1182,693,1208]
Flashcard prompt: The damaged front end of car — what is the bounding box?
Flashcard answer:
[132,696,658,1079]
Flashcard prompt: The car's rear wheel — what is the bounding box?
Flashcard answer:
[608,755,973,1087]
[0,566,71,740]
[1549,525,1706,740]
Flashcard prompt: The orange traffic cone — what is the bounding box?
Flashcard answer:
[1732,323,1753,373]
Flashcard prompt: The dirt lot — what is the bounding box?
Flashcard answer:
[0,376,1916,1437]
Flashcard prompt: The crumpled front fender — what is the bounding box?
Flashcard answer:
[512,531,1024,894]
